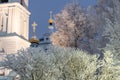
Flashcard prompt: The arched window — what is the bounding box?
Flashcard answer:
[0,16,4,32]
[1,0,8,3]
[0,14,8,32]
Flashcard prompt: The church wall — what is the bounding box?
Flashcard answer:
[16,36,30,52]
[8,0,28,8]
[9,3,30,40]
[0,3,30,40]
[0,36,17,53]
[0,35,30,54]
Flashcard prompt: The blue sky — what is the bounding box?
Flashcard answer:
[29,0,97,39]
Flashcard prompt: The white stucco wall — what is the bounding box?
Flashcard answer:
[0,35,30,53]
[8,0,28,8]
[0,2,30,40]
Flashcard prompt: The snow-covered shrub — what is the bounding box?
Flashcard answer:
[1,46,120,80]
[97,51,120,80]
[0,46,98,80]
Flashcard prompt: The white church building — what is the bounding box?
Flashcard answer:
[0,0,30,79]
[0,0,30,54]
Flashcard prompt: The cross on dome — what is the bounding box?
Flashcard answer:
[32,21,37,33]
[32,21,37,28]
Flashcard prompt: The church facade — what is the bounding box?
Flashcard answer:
[0,0,30,53]
[0,0,30,79]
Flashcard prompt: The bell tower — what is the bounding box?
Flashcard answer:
[0,0,28,8]
[0,0,30,53]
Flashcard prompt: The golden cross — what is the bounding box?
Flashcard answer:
[32,21,37,27]
[32,21,37,32]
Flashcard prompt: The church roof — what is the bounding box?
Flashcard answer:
[0,32,29,42]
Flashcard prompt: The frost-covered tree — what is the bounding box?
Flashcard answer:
[51,1,108,54]
[1,46,120,80]
[0,46,98,80]
[84,5,107,54]
[51,2,87,48]
[97,51,120,80]
[103,0,120,60]
[97,0,117,25]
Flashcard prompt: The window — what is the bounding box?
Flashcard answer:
[0,13,8,32]
[1,0,8,3]
[0,25,3,32]
[46,38,49,40]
